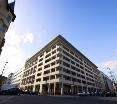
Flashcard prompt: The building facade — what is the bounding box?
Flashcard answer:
[1,73,14,90]
[21,35,103,95]
[0,0,16,54]
[11,68,23,88]
[0,75,7,90]
[1,68,24,91]
[100,72,114,93]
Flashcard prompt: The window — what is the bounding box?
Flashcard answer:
[51,61,56,66]
[76,68,80,72]
[40,54,44,58]
[38,67,42,71]
[56,74,61,79]
[63,75,71,81]
[56,60,62,64]
[71,65,76,70]
[70,51,74,55]
[44,70,50,74]
[43,77,49,81]
[75,54,79,58]
[63,68,71,74]
[44,64,50,69]
[75,58,79,63]
[81,70,84,74]
[39,58,43,62]
[71,60,75,65]
[56,67,62,71]
[37,73,41,76]
[71,71,76,76]
[84,61,87,64]
[81,75,85,79]
[45,58,51,63]
[77,79,81,83]
[46,48,51,53]
[63,50,70,57]
[51,68,55,72]
[80,61,83,65]
[38,62,43,67]
[51,55,56,60]
[63,61,70,68]
[57,53,62,58]
[63,56,70,62]
[36,78,41,82]
[80,65,84,69]
[82,80,86,84]
[76,63,79,67]
[72,78,77,82]
[45,53,51,58]
[79,57,83,61]
[52,45,56,49]
[63,45,69,52]
[50,75,55,80]
[52,50,56,54]
[57,47,62,52]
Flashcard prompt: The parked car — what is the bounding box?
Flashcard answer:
[0,88,24,95]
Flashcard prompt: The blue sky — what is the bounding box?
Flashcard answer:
[0,0,117,77]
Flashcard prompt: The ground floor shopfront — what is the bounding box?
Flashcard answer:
[22,82,101,95]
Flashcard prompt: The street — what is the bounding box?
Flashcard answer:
[0,96,117,104]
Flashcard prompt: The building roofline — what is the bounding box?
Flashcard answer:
[58,35,98,68]
[6,0,16,21]
[26,35,98,68]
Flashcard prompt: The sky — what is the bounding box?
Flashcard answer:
[0,0,117,79]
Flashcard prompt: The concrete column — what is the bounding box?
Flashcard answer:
[54,83,56,95]
[40,84,43,94]
[33,85,35,92]
[48,83,50,95]
[61,83,63,95]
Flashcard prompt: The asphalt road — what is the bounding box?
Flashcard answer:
[0,95,117,104]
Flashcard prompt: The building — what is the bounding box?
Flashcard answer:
[1,68,24,91]
[11,68,23,88]
[0,0,16,54]
[21,35,103,95]
[1,73,15,91]
[100,72,114,93]
[0,75,7,90]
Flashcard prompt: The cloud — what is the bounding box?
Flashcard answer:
[23,32,34,44]
[0,25,34,76]
[103,60,117,70]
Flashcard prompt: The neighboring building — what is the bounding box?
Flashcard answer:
[1,73,14,90]
[1,68,24,91]
[21,35,103,95]
[0,0,16,54]
[0,75,7,90]
[100,72,114,92]
[11,68,23,88]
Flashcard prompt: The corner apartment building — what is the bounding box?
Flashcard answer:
[21,35,103,95]
[0,0,16,54]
